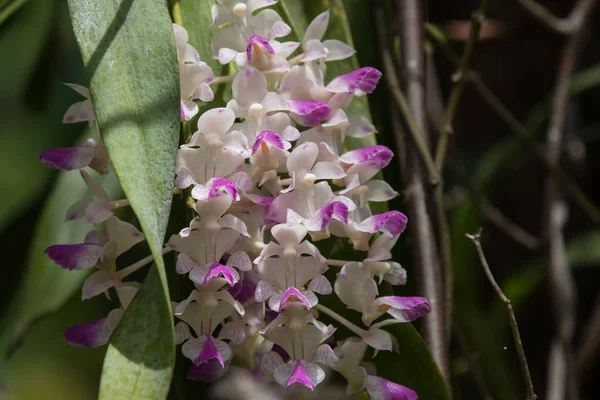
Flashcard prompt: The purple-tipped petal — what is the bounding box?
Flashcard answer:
[366,375,418,400]
[187,358,227,382]
[204,262,238,286]
[355,211,408,237]
[340,145,393,168]
[39,146,95,171]
[252,130,285,154]
[246,34,275,62]
[373,296,431,322]
[286,360,316,389]
[288,100,331,127]
[305,201,348,232]
[195,335,224,366]
[327,67,382,95]
[192,177,239,201]
[64,309,123,348]
[278,287,314,311]
[44,243,104,270]
[190,262,239,286]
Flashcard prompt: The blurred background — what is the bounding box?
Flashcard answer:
[1,0,600,399]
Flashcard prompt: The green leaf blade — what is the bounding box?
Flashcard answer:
[99,266,174,399]
[67,0,180,397]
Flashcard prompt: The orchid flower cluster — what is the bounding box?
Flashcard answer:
[40,2,431,399]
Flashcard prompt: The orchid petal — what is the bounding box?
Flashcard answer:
[365,375,418,400]
[44,243,103,271]
[304,10,329,43]
[327,67,382,95]
[64,308,123,348]
[323,39,355,61]
[39,145,95,171]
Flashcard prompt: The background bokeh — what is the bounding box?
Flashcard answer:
[1,0,600,399]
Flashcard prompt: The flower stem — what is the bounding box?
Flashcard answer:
[211,75,236,85]
[325,259,348,267]
[315,304,367,337]
[117,247,174,279]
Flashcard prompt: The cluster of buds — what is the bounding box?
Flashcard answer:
[40,2,430,399]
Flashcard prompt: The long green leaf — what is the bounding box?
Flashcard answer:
[99,266,174,399]
[0,160,121,360]
[67,0,180,397]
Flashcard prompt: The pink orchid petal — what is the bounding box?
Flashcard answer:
[288,100,331,127]
[373,296,431,322]
[365,375,418,400]
[327,67,382,95]
[64,309,123,348]
[39,146,95,171]
[252,130,285,154]
[44,243,104,270]
[246,34,275,62]
[355,211,408,237]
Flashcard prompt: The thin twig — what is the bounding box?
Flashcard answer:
[425,26,600,223]
[542,2,596,397]
[466,229,537,400]
[388,0,449,386]
[516,0,594,35]
[381,47,441,186]
[434,0,487,171]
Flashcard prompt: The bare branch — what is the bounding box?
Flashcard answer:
[376,1,449,385]
[542,1,596,398]
[517,0,593,34]
[466,229,537,400]
[425,25,600,223]
[434,0,487,171]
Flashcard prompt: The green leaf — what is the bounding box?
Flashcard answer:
[276,0,308,42]
[67,0,180,397]
[0,160,121,359]
[99,266,175,399]
[0,0,28,25]
[376,324,451,400]
[178,0,221,73]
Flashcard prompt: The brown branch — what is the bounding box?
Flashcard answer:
[426,51,457,338]
[543,2,596,397]
[376,1,449,386]
[434,0,487,171]
[425,25,600,223]
[516,0,594,35]
[466,229,537,400]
